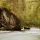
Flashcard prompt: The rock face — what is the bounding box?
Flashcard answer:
[0,7,21,31]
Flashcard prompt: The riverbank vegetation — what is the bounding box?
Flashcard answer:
[0,0,40,31]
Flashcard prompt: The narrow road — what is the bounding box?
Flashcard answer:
[0,28,40,40]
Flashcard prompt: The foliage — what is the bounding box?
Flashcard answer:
[0,0,40,31]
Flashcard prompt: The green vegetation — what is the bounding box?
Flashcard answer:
[0,0,40,30]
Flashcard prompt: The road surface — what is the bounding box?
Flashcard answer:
[0,28,40,40]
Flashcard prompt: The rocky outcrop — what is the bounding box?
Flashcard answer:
[0,7,21,31]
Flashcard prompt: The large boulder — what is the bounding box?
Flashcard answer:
[0,7,21,31]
